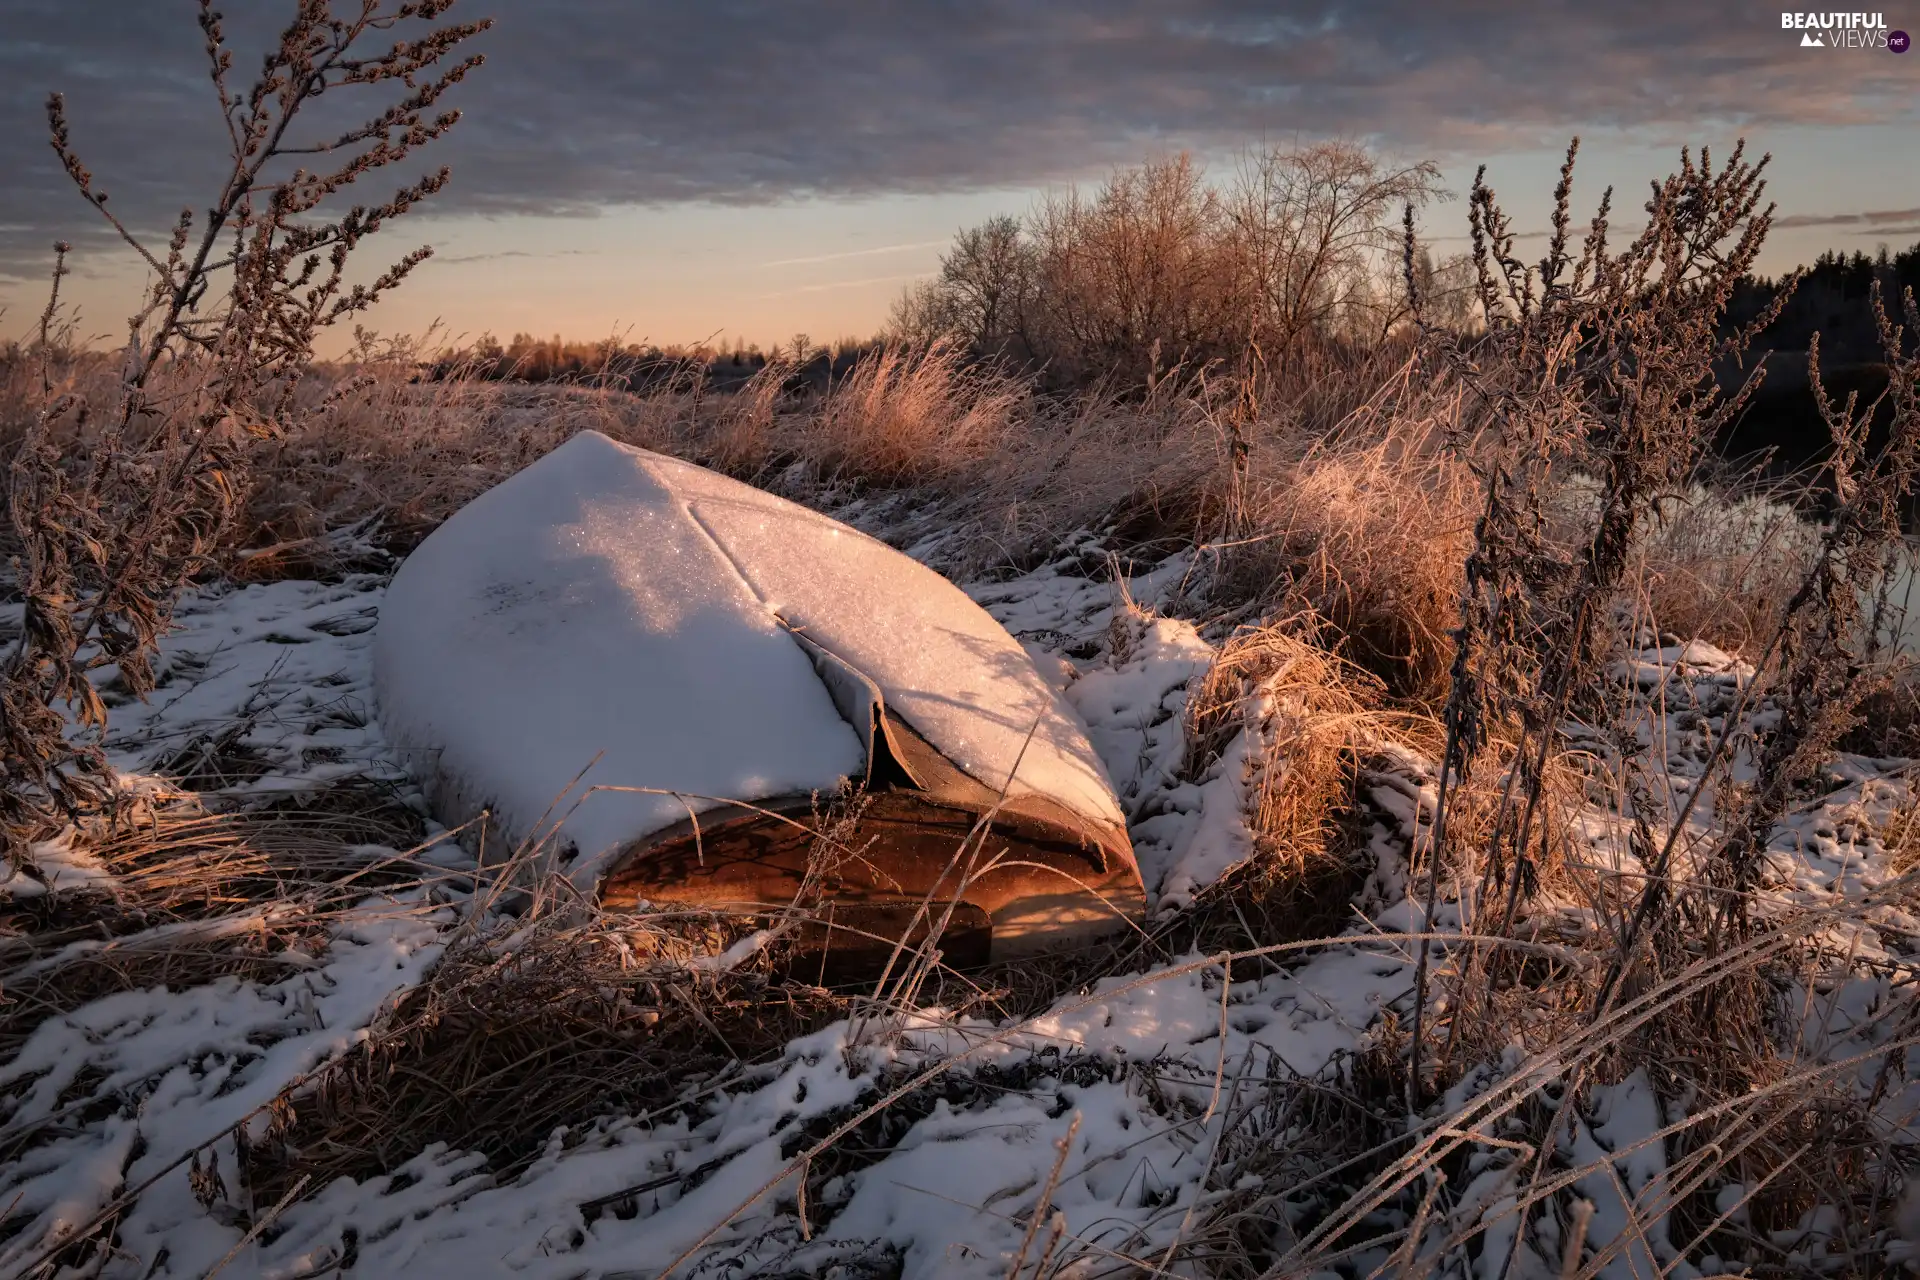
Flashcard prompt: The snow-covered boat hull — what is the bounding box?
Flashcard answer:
[373,431,1143,963]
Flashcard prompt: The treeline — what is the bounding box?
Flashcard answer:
[1715,244,1920,481]
[888,144,1472,387]
[893,143,1920,395]
[423,142,1919,418]
[1729,243,1920,368]
[422,331,894,393]
[425,333,772,391]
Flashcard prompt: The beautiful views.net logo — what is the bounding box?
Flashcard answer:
[1781,12,1910,49]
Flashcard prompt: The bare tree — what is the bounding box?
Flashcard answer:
[1021,153,1240,383]
[892,142,1447,385]
[887,275,963,346]
[1226,141,1446,356]
[935,214,1031,354]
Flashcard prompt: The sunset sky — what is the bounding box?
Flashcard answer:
[2,1,1916,354]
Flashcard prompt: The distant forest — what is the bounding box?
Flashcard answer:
[1727,241,1920,369]
[1714,241,1918,483]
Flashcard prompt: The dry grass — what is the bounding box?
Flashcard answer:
[0,779,439,1191]
[236,370,682,554]
[1579,480,1824,655]
[1185,620,1389,864]
[1163,620,1403,963]
[1201,400,1481,700]
[250,900,848,1198]
[12,323,1796,731]
[149,331,1472,609]
[0,779,426,933]
[792,342,1027,487]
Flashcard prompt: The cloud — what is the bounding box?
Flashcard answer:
[1773,206,1920,229]
[432,248,596,264]
[757,271,935,300]
[1422,229,1555,244]
[4,0,1915,276]
[760,241,949,268]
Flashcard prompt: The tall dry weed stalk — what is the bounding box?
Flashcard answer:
[1579,285,1920,1057]
[1401,140,1802,1100]
[2,0,488,860]
[1699,291,1920,911]
[1333,135,1920,1275]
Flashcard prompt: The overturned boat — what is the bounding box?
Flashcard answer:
[372,431,1142,965]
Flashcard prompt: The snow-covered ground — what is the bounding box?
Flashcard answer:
[4,500,1919,1279]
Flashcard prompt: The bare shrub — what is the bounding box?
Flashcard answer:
[1224,141,1446,351]
[1020,153,1239,385]
[893,143,1449,386]
[889,214,1031,355]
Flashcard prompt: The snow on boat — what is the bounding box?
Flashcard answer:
[373,431,1143,963]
